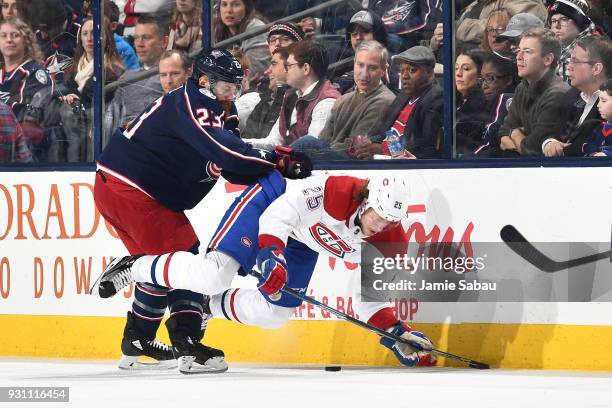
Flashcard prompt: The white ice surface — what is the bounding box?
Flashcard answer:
[1,360,612,408]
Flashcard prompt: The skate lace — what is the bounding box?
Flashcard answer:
[146,339,171,351]
[111,267,133,291]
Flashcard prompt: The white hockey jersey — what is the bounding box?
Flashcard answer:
[257,174,411,328]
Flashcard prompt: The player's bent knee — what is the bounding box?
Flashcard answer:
[258,305,293,329]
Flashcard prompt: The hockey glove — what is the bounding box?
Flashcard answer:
[256,246,288,299]
[274,146,312,179]
[380,322,436,367]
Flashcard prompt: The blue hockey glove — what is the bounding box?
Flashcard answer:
[380,322,436,367]
[256,246,288,299]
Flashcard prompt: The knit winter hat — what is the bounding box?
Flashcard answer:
[549,0,592,31]
[267,23,306,42]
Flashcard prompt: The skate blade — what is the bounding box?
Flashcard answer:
[178,356,228,374]
[118,354,178,370]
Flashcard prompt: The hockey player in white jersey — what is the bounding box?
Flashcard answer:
[93,172,436,367]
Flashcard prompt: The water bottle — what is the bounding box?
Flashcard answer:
[384,130,403,157]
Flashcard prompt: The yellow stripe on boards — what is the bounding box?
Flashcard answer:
[1,315,612,371]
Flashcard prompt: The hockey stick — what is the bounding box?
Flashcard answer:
[500,225,611,273]
[249,270,490,369]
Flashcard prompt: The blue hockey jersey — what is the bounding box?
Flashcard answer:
[0,59,51,121]
[98,78,277,212]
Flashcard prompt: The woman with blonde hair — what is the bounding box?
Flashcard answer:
[481,9,512,53]
[48,16,125,162]
[0,17,49,121]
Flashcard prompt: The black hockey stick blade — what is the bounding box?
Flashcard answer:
[249,270,490,369]
[500,225,611,273]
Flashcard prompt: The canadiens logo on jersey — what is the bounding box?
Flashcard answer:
[309,223,356,258]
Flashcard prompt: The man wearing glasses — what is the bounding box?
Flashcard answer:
[547,0,598,82]
[542,36,611,156]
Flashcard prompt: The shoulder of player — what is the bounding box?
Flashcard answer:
[322,175,367,221]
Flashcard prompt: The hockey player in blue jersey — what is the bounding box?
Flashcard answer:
[93,48,312,374]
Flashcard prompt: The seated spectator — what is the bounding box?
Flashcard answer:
[291,40,395,160]
[495,12,545,55]
[244,41,340,149]
[288,0,353,36]
[118,0,175,38]
[235,22,305,135]
[167,0,202,53]
[0,99,32,162]
[266,22,306,56]
[0,17,51,121]
[548,0,600,82]
[357,45,444,159]
[455,47,490,157]
[334,10,395,93]
[27,0,80,82]
[499,28,570,156]
[159,49,193,95]
[213,0,270,78]
[1,0,19,21]
[104,14,168,145]
[481,8,511,53]
[542,35,611,156]
[369,0,434,50]
[430,0,547,52]
[23,16,124,163]
[104,0,139,70]
[474,51,519,156]
[585,79,612,156]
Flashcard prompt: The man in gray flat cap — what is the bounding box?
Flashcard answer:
[353,46,444,159]
[496,13,545,55]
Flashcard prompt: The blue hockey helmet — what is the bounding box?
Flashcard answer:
[192,48,244,86]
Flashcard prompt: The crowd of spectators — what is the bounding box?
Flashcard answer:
[0,0,610,164]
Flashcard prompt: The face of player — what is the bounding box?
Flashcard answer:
[354,48,386,93]
[213,79,241,102]
[549,13,580,45]
[80,19,94,60]
[176,0,197,14]
[400,62,431,96]
[350,26,374,50]
[516,36,552,83]
[159,54,191,93]
[134,23,167,67]
[220,0,246,29]
[1,0,17,20]
[597,91,612,121]
[360,208,397,236]
[264,52,288,89]
[0,23,25,62]
[455,54,479,97]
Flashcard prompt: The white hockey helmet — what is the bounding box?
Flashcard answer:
[363,176,410,222]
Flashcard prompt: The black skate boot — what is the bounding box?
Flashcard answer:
[165,311,228,374]
[118,312,177,370]
[90,255,140,298]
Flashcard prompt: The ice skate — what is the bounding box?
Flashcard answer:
[90,255,139,298]
[118,312,177,370]
[166,313,228,374]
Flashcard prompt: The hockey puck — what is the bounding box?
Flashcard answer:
[324,366,341,372]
